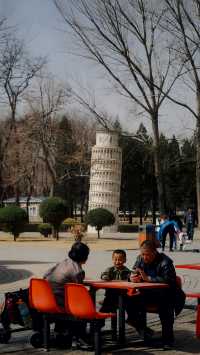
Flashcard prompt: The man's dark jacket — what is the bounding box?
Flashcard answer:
[133,252,185,316]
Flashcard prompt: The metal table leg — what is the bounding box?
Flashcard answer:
[118,293,125,343]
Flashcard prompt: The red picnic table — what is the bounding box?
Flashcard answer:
[176,263,200,270]
[84,279,168,343]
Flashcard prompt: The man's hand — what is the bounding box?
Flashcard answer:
[130,268,142,283]
[137,268,151,282]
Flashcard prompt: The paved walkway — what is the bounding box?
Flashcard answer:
[0,230,200,354]
[0,309,199,355]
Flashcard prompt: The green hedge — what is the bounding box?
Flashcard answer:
[38,223,52,237]
[21,222,139,233]
[24,223,40,232]
[0,206,28,241]
[118,224,139,233]
[21,222,86,233]
[63,218,78,231]
[19,222,139,234]
[60,222,86,232]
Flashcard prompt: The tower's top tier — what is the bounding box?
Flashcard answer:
[96,129,119,147]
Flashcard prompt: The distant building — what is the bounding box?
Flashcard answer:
[88,129,122,232]
[3,196,46,223]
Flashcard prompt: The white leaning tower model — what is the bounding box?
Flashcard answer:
[88,129,122,233]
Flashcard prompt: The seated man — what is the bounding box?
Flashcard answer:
[127,240,185,350]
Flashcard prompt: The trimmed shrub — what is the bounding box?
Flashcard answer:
[38,223,52,238]
[118,224,139,233]
[70,224,85,241]
[24,223,39,232]
[85,208,115,239]
[39,197,68,240]
[61,222,86,232]
[63,218,77,231]
[0,206,27,241]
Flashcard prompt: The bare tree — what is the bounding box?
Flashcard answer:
[70,115,96,218]
[0,118,14,203]
[159,0,200,225]
[54,0,184,213]
[0,35,45,203]
[1,117,41,217]
[25,74,71,196]
[0,19,18,202]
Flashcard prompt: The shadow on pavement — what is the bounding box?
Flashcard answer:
[107,328,200,354]
[0,319,200,355]
[0,261,50,265]
[0,265,33,284]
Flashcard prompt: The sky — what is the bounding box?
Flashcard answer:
[0,0,196,139]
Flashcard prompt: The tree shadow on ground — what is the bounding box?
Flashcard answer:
[0,265,33,284]
[0,260,50,265]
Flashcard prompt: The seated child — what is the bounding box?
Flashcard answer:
[99,249,154,341]
[100,249,131,313]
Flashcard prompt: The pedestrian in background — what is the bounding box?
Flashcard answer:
[158,215,180,252]
[184,207,196,241]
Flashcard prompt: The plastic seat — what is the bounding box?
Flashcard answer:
[29,278,66,351]
[65,283,116,355]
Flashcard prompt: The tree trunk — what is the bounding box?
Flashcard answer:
[15,186,20,206]
[139,206,143,225]
[152,176,157,225]
[151,115,166,214]
[52,226,57,239]
[196,95,200,227]
[97,229,100,239]
[0,173,4,206]
[80,196,86,223]
[26,195,31,223]
[56,229,59,241]
[50,184,55,197]
[13,108,21,207]
[139,177,144,225]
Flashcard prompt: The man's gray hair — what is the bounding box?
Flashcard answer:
[140,240,157,251]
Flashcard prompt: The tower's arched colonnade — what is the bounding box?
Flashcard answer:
[88,129,122,232]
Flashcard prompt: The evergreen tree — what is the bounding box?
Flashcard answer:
[179,138,196,210]
[161,135,181,212]
[86,208,115,239]
[54,115,76,215]
[39,197,68,240]
[120,124,154,224]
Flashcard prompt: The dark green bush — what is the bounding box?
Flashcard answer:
[63,218,77,231]
[85,208,115,239]
[118,224,139,233]
[60,222,86,232]
[39,197,68,240]
[23,223,39,232]
[38,223,52,238]
[0,206,27,241]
